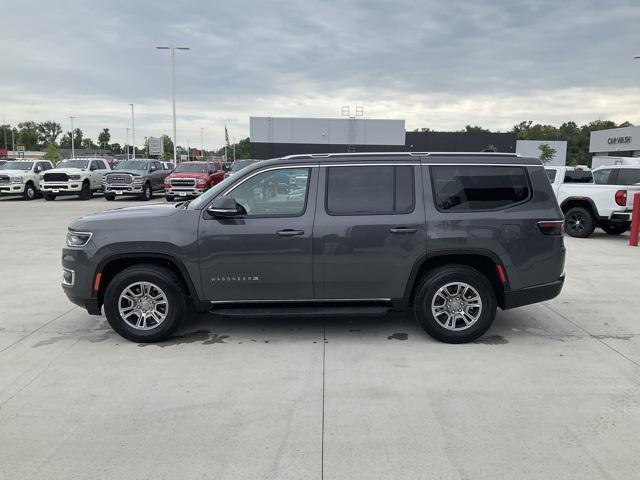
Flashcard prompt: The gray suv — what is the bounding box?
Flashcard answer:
[61,153,566,344]
[103,159,166,200]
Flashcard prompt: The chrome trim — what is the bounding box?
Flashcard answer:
[61,268,75,287]
[320,163,420,167]
[210,298,391,304]
[426,163,542,167]
[281,152,522,159]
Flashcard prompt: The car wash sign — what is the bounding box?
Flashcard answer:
[590,126,640,153]
[607,135,632,145]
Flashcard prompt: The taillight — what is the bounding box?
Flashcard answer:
[615,190,627,207]
[538,220,564,236]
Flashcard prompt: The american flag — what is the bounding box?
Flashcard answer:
[224,126,230,147]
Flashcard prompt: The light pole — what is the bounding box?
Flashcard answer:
[126,128,130,160]
[200,127,204,160]
[155,45,190,167]
[69,116,77,158]
[129,103,136,159]
[232,136,236,161]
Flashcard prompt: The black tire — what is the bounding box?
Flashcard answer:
[165,196,174,202]
[22,182,36,200]
[141,183,152,201]
[79,181,92,200]
[104,193,116,201]
[413,265,497,344]
[103,264,188,343]
[564,206,596,238]
[44,193,56,201]
[600,222,629,235]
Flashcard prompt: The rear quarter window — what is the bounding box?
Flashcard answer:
[430,165,531,212]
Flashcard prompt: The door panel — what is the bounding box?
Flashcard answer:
[198,165,318,301]
[312,163,427,299]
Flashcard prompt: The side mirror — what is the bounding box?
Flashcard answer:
[35,166,42,173]
[207,196,241,217]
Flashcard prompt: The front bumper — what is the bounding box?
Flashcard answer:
[104,184,144,196]
[503,276,565,310]
[165,187,207,198]
[0,184,25,194]
[41,182,83,193]
[61,247,102,315]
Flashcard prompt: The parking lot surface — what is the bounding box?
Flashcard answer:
[1,194,639,479]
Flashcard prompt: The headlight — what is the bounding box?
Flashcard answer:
[68,174,81,180]
[66,231,93,247]
[132,176,143,184]
[196,178,206,185]
[10,176,23,183]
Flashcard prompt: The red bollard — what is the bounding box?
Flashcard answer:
[630,193,640,247]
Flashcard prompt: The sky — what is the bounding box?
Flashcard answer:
[2,0,640,150]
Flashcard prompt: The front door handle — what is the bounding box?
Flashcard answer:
[389,227,418,234]
[276,229,305,237]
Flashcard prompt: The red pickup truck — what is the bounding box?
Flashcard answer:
[163,161,224,202]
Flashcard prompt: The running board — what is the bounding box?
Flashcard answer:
[209,305,391,318]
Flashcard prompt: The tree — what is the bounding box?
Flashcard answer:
[538,143,556,164]
[81,138,95,149]
[60,128,83,148]
[44,142,61,163]
[463,125,490,133]
[37,121,62,146]
[214,137,250,160]
[16,122,40,150]
[98,128,111,149]
[110,142,122,154]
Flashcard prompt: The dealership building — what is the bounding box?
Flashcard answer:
[250,116,517,159]
[590,125,640,157]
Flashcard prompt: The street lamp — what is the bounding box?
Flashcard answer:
[200,127,204,160]
[126,128,130,160]
[155,45,190,166]
[69,116,77,158]
[129,103,136,159]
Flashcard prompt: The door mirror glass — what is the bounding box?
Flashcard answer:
[34,166,42,173]
[207,196,243,217]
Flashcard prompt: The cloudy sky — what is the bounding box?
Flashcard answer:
[2,0,640,149]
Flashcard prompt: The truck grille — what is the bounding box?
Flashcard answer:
[0,175,9,185]
[106,174,133,185]
[43,172,69,182]
[170,178,197,187]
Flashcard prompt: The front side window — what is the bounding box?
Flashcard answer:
[593,169,612,184]
[326,166,415,215]
[226,167,310,217]
[616,168,640,185]
[431,165,530,211]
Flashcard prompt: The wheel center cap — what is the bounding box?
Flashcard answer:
[450,300,463,310]
[140,299,152,311]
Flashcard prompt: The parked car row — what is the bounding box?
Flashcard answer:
[0,158,259,202]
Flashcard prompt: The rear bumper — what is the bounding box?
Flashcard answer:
[503,276,564,310]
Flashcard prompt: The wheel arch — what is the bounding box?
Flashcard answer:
[560,197,599,218]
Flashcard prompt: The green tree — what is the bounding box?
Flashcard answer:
[37,121,62,146]
[60,128,83,148]
[98,128,111,149]
[110,142,122,154]
[538,143,556,164]
[81,138,95,149]
[44,142,61,163]
[16,122,40,150]
[462,125,490,133]
[214,137,251,160]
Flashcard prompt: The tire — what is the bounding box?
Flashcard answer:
[141,183,152,201]
[104,193,116,201]
[22,182,36,200]
[413,265,497,344]
[600,222,629,235]
[79,181,92,200]
[564,206,596,238]
[103,264,188,343]
[44,193,56,201]
[165,196,174,202]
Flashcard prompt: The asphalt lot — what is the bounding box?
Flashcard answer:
[1,193,639,480]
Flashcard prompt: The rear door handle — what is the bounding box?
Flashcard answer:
[389,227,418,234]
[276,229,305,237]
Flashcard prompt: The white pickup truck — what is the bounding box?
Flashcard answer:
[40,158,111,200]
[545,166,640,238]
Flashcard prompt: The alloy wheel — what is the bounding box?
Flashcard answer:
[431,282,483,331]
[118,281,169,330]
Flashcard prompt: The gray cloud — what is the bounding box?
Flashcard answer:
[2,0,640,148]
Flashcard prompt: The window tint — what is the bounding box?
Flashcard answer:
[40,162,52,171]
[545,169,557,182]
[616,168,640,185]
[326,166,415,215]
[94,160,106,170]
[593,169,612,184]
[226,168,310,216]
[563,170,593,183]
[431,165,530,211]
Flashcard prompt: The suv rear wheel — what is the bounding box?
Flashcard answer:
[564,206,596,238]
[413,265,497,344]
[103,264,187,343]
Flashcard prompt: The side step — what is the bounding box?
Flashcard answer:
[210,305,391,318]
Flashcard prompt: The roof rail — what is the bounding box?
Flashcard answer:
[280,151,521,159]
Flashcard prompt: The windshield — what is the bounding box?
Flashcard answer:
[230,160,256,172]
[114,160,149,171]
[1,161,33,171]
[174,163,207,173]
[58,160,89,169]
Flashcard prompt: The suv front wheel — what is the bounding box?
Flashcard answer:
[103,264,188,342]
[413,265,497,344]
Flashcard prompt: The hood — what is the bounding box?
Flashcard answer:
[169,171,208,179]
[47,167,91,175]
[70,204,178,231]
[107,169,146,176]
[0,169,32,176]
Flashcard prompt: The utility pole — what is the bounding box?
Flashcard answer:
[156,45,190,167]
[126,128,130,160]
[69,116,77,158]
[129,103,136,159]
[2,111,6,151]
[200,127,204,161]
[232,136,236,161]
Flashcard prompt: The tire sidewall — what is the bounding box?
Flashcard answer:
[564,206,595,238]
[104,268,185,342]
[142,183,152,201]
[414,268,497,343]
[24,183,36,200]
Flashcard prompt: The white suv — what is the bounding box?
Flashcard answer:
[41,158,111,200]
[0,160,54,200]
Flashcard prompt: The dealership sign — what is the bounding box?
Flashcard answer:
[608,136,632,145]
[148,137,164,156]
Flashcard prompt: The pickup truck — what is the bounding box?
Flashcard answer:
[545,166,640,237]
[0,160,54,200]
[163,160,224,201]
[41,158,111,200]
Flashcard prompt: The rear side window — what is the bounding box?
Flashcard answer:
[431,165,530,211]
[326,166,415,215]
[593,169,612,184]
[616,168,640,185]
[564,170,593,183]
